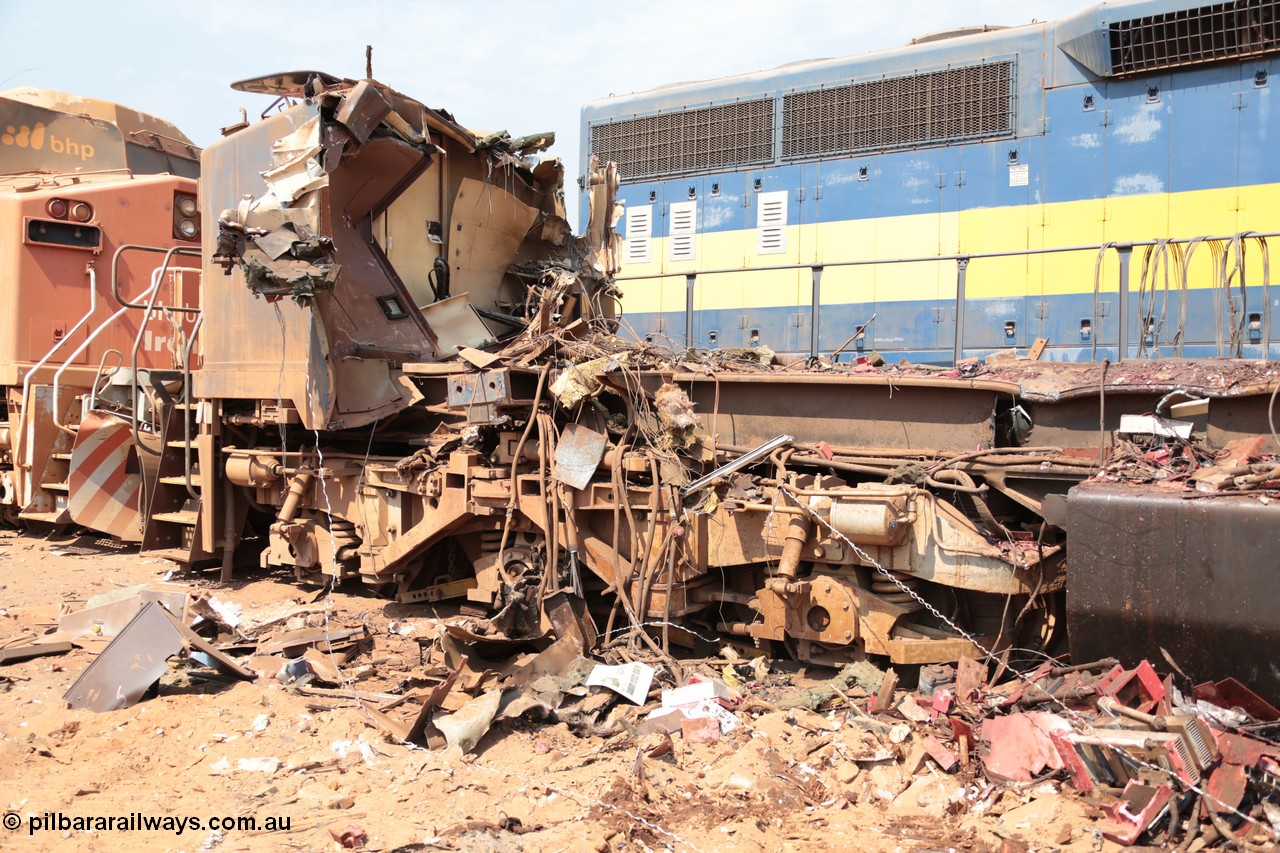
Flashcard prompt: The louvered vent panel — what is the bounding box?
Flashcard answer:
[756,190,788,255]
[590,99,774,182]
[624,205,652,264]
[668,201,697,262]
[1109,0,1280,75]
[782,61,1014,159]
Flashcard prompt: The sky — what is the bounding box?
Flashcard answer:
[3,0,1087,228]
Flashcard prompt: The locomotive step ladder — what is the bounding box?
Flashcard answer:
[137,371,217,566]
[15,389,86,525]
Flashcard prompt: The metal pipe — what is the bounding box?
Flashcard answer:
[221,472,235,583]
[926,446,1064,471]
[776,514,811,581]
[681,434,793,497]
[928,469,988,494]
[684,273,696,346]
[88,349,123,411]
[694,589,757,605]
[810,265,823,359]
[1116,244,1133,361]
[276,468,314,525]
[1097,696,1167,730]
[129,262,176,456]
[786,455,898,478]
[181,314,204,500]
[953,258,969,365]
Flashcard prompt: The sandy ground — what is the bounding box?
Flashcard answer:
[0,528,1126,853]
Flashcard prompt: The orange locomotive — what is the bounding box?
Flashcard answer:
[0,88,201,535]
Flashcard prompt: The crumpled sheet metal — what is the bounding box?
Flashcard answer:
[433,687,554,754]
[216,114,338,305]
[583,156,621,277]
[64,602,254,712]
[979,712,1070,783]
[447,178,539,300]
[552,423,607,490]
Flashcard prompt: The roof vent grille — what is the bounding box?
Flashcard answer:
[1109,0,1280,76]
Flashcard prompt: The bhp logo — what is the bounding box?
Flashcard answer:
[2,122,96,160]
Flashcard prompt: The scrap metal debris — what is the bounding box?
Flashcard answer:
[63,602,254,712]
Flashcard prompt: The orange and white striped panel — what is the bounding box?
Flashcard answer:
[68,411,142,541]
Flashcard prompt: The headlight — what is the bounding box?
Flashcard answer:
[176,195,198,217]
[177,219,199,239]
[70,201,93,222]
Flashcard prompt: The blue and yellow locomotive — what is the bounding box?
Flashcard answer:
[581,0,1280,362]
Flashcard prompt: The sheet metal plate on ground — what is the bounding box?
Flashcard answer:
[63,602,187,712]
[64,602,252,712]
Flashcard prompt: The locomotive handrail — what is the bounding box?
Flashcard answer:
[110,244,201,313]
[51,267,165,436]
[129,265,184,457]
[613,230,1280,364]
[179,313,204,500]
[88,349,124,411]
[18,262,98,466]
[612,231,1280,280]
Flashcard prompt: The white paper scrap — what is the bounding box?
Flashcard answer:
[680,698,740,732]
[585,661,655,705]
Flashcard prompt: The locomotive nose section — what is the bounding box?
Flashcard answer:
[200,74,615,432]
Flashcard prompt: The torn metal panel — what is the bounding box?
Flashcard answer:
[330,359,407,417]
[59,587,189,638]
[261,116,326,205]
[64,602,253,712]
[0,641,72,664]
[582,155,622,278]
[552,424,607,489]
[980,712,1070,783]
[447,178,539,300]
[434,689,502,753]
[333,81,393,145]
[543,593,598,653]
[230,71,349,96]
[420,295,497,355]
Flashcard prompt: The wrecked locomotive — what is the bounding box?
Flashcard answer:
[190,72,1082,673]
[190,72,1278,697]
[4,70,1277,704]
[0,87,201,533]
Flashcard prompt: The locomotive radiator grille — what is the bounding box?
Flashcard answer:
[781,61,1015,161]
